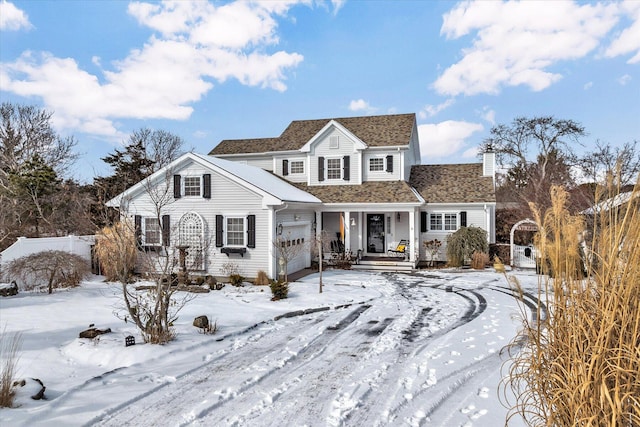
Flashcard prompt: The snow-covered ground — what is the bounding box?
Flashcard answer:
[0,268,542,426]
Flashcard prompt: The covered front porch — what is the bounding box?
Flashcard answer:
[317,206,420,271]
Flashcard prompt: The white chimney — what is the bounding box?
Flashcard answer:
[483,146,496,185]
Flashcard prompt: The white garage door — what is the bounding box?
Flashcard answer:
[280,224,311,274]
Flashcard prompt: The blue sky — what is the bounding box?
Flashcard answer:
[1,0,639,183]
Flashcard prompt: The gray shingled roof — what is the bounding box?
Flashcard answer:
[293,181,423,204]
[210,113,416,155]
[410,164,495,204]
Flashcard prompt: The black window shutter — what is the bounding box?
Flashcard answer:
[282,159,289,176]
[134,215,142,248]
[343,155,350,181]
[420,212,427,233]
[247,215,256,248]
[386,155,393,173]
[460,211,467,227]
[203,174,211,199]
[318,157,325,182]
[162,215,170,246]
[173,175,181,199]
[215,215,224,247]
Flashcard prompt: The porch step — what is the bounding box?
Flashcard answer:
[352,259,415,272]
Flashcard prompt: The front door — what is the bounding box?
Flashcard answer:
[367,214,385,253]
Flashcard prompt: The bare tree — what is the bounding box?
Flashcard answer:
[131,128,187,172]
[0,103,78,180]
[272,231,312,284]
[481,116,586,232]
[96,171,197,344]
[0,103,90,250]
[579,140,640,189]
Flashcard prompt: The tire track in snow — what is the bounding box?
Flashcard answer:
[93,304,372,427]
[341,277,485,427]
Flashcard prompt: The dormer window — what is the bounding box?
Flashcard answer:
[369,158,384,172]
[290,160,304,174]
[327,158,342,179]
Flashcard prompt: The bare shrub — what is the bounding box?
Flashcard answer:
[0,330,22,408]
[470,251,489,270]
[254,270,270,286]
[503,183,640,426]
[5,250,90,294]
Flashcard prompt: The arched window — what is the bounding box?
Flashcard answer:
[179,212,205,271]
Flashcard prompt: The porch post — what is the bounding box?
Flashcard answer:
[409,209,416,262]
[344,211,351,252]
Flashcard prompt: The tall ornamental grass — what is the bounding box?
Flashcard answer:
[505,182,640,426]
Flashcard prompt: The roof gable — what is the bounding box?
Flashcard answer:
[300,120,367,153]
[106,153,321,207]
[410,163,495,204]
[210,113,416,155]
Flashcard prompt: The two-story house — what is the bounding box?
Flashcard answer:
[107,113,495,279]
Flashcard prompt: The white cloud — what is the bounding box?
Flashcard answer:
[618,74,632,85]
[417,120,483,160]
[0,0,32,31]
[1,0,308,138]
[605,0,640,63]
[584,81,593,90]
[478,106,495,124]
[434,1,620,96]
[348,99,377,113]
[418,98,455,119]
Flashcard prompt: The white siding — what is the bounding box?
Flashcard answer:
[125,160,274,279]
[309,128,362,186]
[405,124,421,179]
[418,204,494,261]
[363,151,401,181]
[275,155,308,183]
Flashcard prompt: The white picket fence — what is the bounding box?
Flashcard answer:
[512,244,537,269]
[0,235,95,273]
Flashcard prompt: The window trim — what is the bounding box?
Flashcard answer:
[429,212,459,231]
[369,157,385,172]
[225,216,246,247]
[143,217,162,247]
[182,175,202,197]
[326,157,342,180]
[289,159,305,175]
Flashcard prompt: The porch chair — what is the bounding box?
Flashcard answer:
[387,240,408,257]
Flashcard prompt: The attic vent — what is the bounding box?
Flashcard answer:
[329,136,339,149]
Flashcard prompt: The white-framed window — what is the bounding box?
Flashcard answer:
[329,136,339,149]
[369,158,384,172]
[327,158,342,180]
[183,176,201,196]
[290,160,304,174]
[430,213,458,231]
[226,217,245,246]
[144,218,161,245]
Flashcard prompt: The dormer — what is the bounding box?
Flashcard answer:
[301,120,368,186]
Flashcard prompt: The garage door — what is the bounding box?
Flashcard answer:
[280,224,311,274]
